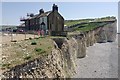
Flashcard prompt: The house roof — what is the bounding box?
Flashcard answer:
[19,23,25,27]
[26,11,52,20]
[31,14,39,19]
[37,11,52,18]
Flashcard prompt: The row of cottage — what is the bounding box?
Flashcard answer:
[20,4,64,36]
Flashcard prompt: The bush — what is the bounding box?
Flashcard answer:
[2,63,11,69]
[35,48,42,52]
[29,37,32,40]
[34,48,46,55]
[37,50,46,55]
[48,46,51,49]
[31,41,37,45]
[11,40,17,42]
[40,50,46,54]
[24,56,31,60]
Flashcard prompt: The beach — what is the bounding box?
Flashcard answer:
[72,34,119,78]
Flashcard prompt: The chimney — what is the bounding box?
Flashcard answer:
[30,13,34,17]
[52,4,58,12]
[39,9,44,14]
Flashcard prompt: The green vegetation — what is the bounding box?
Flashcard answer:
[35,47,42,52]
[11,40,17,42]
[65,16,116,33]
[96,16,116,21]
[65,19,94,26]
[74,22,107,32]
[29,37,32,40]
[64,16,116,27]
[34,47,47,55]
[31,41,37,45]
[2,63,11,69]
[2,37,54,70]
[24,56,31,60]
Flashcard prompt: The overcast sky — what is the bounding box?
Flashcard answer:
[2,2,118,25]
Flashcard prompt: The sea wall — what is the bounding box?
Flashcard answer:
[2,21,117,79]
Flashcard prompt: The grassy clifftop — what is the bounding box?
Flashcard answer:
[64,16,116,26]
[65,16,116,32]
[2,37,54,71]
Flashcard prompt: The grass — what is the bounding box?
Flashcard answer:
[2,63,11,69]
[65,19,93,26]
[74,22,107,32]
[35,48,42,52]
[2,36,54,71]
[34,47,46,55]
[67,21,108,37]
[65,16,116,27]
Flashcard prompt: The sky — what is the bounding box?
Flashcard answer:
[118,2,120,33]
[1,2,118,26]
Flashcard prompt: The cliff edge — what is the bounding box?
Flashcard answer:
[2,20,117,79]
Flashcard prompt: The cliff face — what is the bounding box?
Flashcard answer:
[2,21,117,79]
[2,38,77,78]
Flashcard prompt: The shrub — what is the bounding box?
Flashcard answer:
[11,40,17,42]
[31,41,37,45]
[2,63,11,69]
[40,50,46,54]
[1,67,5,70]
[29,37,32,40]
[34,48,46,55]
[35,48,42,52]
[48,46,51,49]
[24,56,31,60]
[36,50,46,55]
